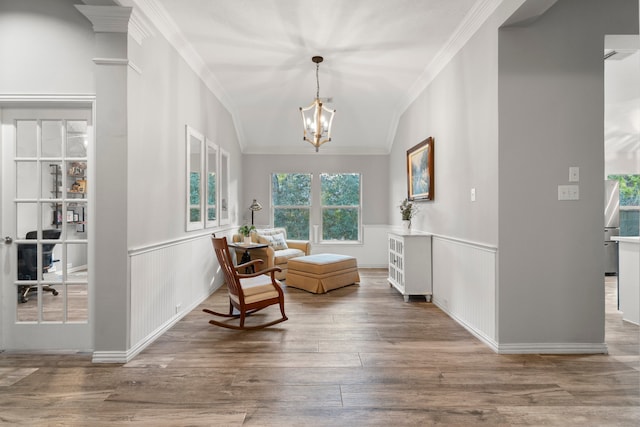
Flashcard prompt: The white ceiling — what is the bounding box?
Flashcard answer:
[121,0,498,154]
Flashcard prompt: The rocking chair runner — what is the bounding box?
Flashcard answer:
[204,235,288,330]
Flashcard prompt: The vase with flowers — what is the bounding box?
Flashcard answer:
[399,198,418,231]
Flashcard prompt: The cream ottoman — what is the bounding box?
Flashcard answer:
[285,254,360,294]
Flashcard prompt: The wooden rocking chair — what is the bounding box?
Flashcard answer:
[203,235,288,330]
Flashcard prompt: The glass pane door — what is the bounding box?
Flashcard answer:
[2,108,92,350]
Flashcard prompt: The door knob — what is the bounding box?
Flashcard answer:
[4,236,13,244]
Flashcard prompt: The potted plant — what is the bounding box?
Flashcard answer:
[238,224,256,244]
[399,198,418,230]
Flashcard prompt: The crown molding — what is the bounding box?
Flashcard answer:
[128,7,155,44]
[386,0,504,152]
[75,5,132,33]
[127,0,246,151]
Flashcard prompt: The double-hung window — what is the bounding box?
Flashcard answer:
[271,172,361,243]
[272,173,311,240]
[320,173,361,242]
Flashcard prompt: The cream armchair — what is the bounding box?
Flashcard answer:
[232,227,310,280]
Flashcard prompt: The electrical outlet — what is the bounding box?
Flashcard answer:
[175,304,181,314]
[470,188,476,202]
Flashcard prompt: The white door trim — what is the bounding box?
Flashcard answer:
[0,95,96,352]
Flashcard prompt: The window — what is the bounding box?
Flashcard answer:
[219,149,230,225]
[321,173,361,241]
[186,126,204,230]
[271,172,361,243]
[186,126,222,230]
[205,140,217,227]
[608,174,640,236]
[272,173,311,240]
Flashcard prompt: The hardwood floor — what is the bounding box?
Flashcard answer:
[1,270,638,426]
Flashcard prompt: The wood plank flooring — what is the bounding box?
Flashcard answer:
[0,270,638,426]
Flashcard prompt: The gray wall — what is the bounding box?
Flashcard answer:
[498,0,638,344]
[127,20,242,248]
[389,0,638,351]
[388,3,502,246]
[241,154,389,228]
[0,0,95,93]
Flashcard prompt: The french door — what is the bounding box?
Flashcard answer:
[1,107,92,351]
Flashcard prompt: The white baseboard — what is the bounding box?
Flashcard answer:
[433,297,608,355]
[91,350,128,364]
[433,296,499,352]
[92,288,217,364]
[497,342,609,354]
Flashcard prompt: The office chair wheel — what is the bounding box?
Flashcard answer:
[19,296,28,303]
[52,290,59,296]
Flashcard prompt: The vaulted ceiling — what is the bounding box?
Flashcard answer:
[114,0,499,154]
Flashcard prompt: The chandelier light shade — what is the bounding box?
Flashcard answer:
[299,56,335,152]
[248,199,262,225]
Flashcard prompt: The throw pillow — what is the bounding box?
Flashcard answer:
[270,233,288,250]
[258,233,288,251]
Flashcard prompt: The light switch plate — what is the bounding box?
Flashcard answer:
[558,184,580,200]
[569,167,579,182]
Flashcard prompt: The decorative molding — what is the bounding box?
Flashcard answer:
[128,7,155,45]
[93,58,129,66]
[0,94,95,107]
[385,0,504,152]
[129,0,246,150]
[92,57,142,74]
[127,226,234,256]
[431,234,497,253]
[128,61,143,75]
[75,5,133,33]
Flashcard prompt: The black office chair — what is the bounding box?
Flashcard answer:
[17,229,61,303]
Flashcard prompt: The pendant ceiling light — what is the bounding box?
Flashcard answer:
[299,56,335,152]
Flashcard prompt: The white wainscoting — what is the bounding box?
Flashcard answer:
[431,235,498,351]
[126,233,223,360]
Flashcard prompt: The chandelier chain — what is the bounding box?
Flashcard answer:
[315,63,320,99]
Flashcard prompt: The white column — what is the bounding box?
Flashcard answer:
[76,5,132,359]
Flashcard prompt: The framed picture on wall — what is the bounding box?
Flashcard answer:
[407,136,434,201]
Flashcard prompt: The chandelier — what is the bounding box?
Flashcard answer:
[299,56,336,152]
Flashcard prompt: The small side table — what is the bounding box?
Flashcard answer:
[228,242,268,272]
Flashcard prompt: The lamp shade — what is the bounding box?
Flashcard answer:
[249,199,262,211]
[248,199,262,225]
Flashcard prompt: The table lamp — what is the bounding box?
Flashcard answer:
[248,199,262,225]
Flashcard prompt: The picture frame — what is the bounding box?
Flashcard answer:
[407,137,434,201]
